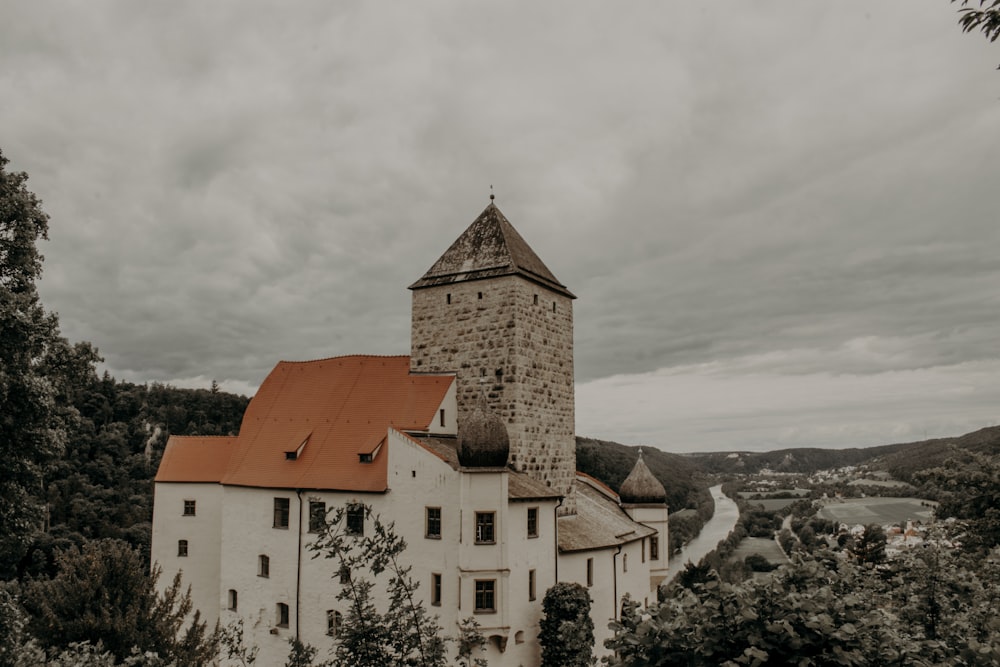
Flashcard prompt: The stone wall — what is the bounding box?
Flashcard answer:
[410,275,577,513]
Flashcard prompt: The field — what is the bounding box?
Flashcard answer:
[815,497,935,526]
[746,498,802,512]
[728,537,788,565]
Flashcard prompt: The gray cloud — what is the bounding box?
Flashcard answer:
[2,1,997,450]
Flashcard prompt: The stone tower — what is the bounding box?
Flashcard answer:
[410,202,577,513]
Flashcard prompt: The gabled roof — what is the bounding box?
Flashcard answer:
[409,203,575,298]
[155,436,237,483]
[156,355,453,492]
[558,474,656,553]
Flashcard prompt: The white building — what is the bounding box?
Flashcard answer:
[151,201,669,665]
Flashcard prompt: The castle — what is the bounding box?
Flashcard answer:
[150,201,669,665]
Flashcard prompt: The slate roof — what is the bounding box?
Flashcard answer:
[409,203,575,298]
[619,451,668,504]
[405,434,562,501]
[558,474,656,553]
[155,355,453,492]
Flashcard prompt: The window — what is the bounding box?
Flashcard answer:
[177,539,188,557]
[533,294,539,305]
[478,291,483,300]
[642,538,646,563]
[426,507,441,539]
[326,610,342,637]
[346,504,364,536]
[309,501,326,533]
[552,302,557,313]
[431,573,442,606]
[446,293,451,304]
[183,500,196,516]
[258,554,270,578]
[650,535,660,560]
[623,553,628,573]
[586,557,594,587]
[339,564,350,585]
[474,579,496,612]
[273,498,290,529]
[475,512,495,544]
[529,569,536,601]
[277,603,289,628]
[527,507,538,538]
[228,589,238,611]
[439,409,445,427]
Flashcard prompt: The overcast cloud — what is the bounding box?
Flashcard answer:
[2,1,997,453]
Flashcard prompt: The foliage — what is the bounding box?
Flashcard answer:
[605,546,1000,666]
[849,524,887,566]
[308,504,447,667]
[743,553,777,573]
[218,619,258,666]
[455,617,488,667]
[19,539,216,664]
[953,0,1000,46]
[539,582,595,667]
[285,638,330,667]
[917,448,1000,552]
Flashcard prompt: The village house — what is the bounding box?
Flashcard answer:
[150,201,669,665]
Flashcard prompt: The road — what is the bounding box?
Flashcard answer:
[667,484,740,582]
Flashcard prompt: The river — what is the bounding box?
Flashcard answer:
[667,484,739,582]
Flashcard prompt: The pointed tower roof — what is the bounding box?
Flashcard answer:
[619,449,667,504]
[409,202,575,298]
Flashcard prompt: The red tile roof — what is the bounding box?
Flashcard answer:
[155,436,237,483]
[155,355,453,492]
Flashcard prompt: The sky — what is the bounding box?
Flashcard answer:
[2,2,998,454]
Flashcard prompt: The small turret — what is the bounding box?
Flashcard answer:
[619,449,666,505]
[457,395,510,467]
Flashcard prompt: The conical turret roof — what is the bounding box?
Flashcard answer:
[409,202,575,298]
[619,450,667,504]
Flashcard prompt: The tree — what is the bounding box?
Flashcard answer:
[0,148,74,576]
[917,449,1000,552]
[953,0,1000,43]
[308,503,447,667]
[20,538,216,663]
[851,524,887,566]
[539,582,594,667]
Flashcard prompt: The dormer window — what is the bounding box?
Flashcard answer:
[285,435,309,461]
[359,453,373,463]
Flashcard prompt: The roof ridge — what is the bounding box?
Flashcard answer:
[276,353,410,365]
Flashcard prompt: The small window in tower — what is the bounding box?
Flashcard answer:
[426,507,442,539]
[478,291,483,300]
[475,512,495,544]
[527,507,538,538]
[623,553,628,573]
[431,573,442,606]
[650,535,660,560]
[586,557,594,587]
[552,302,557,313]
[528,569,537,601]
[346,504,365,536]
[178,539,188,557]
[474,579,496,613]
[228,589,238,611]
[533,294,538,305]
[276,603,289,628]
[446,293,451,304]
[327,609,341,637]
[273,498,290,529]
[258,554,270,578]
[309,501,326,533]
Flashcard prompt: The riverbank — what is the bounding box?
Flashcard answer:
[667,484,739,582]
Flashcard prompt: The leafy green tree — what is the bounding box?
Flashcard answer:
[851,524,887,566]
[0,148,74,576]
[308,504,446,667]
[20,538,216,663]
[539,582,594,667]
[953,0,1000,43]
[918,448,1000,552]
[455,617,488,667]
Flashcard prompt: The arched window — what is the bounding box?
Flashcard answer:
[228,589,238,611]
[276,602,289,628]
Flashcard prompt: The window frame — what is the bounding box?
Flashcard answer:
[326,609,341,637]
[177,539,188,557]
[273,497,290,529]
[527,507,539,538]
[258,554,270,578]
[474,579,496,613]
[346,504,365,536]
[277,603,289,628]
[425,507,442,539]
[431,572,442,606]
[308,500,326,533]
[475,511,496,544]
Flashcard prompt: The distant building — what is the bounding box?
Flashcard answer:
[151,202,668,665]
